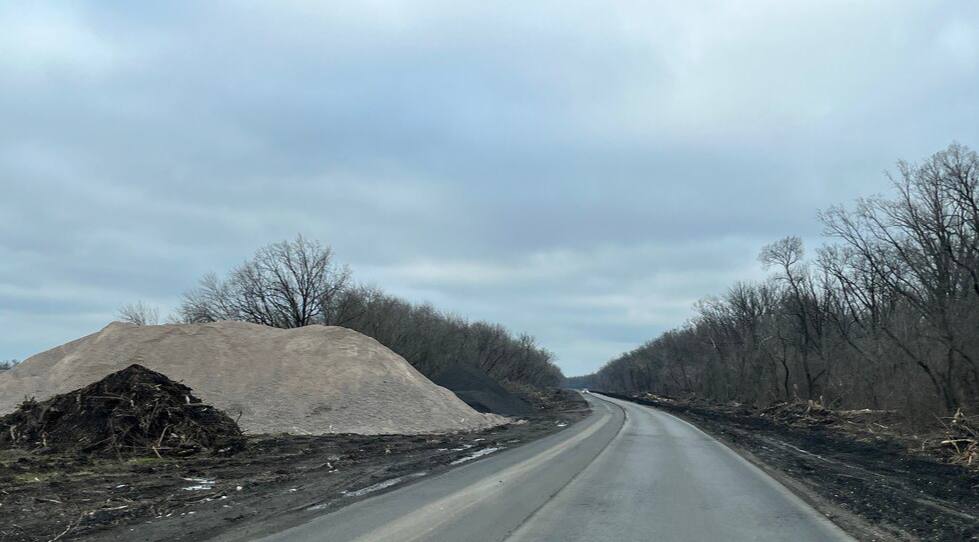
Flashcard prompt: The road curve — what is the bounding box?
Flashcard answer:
[252,393,852,542]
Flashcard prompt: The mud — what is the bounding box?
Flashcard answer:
[0,390,587,542]
[602,392,979,542]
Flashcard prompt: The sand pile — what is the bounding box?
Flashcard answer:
[0,364,245,457]
[0,322,506,435]
[432,365,533,417]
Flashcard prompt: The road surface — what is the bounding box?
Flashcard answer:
[252,393,851,542]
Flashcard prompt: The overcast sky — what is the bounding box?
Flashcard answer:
[2,2,977,376]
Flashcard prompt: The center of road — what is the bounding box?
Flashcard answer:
[247,393,623,542]
[351,399,620,542]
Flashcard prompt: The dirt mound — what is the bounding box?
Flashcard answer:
[0,364,244,457]
[432,365,533,417]
[0,321,506,435]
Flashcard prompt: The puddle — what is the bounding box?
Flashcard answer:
[340,472,428,499]
[450,447,502,465]
[181,478,216,491]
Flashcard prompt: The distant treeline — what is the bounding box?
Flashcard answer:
[172,236,563,388]
[573,144,979,424]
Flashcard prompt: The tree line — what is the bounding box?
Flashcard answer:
[166,236,563,388]
[574,144,979,424]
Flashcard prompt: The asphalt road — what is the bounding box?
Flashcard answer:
[254,393,852,542]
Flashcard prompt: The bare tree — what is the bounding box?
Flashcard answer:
[180,235,351,328]
[760,237,830,400]
[118,301,160,326]
[820,145,979,410]
[581,144,979,424]
[178,236,564,389]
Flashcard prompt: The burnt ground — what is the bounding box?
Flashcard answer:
[600,392,979,542]
[0,390,588,542]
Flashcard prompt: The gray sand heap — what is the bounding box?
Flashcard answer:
[0,321,507,435]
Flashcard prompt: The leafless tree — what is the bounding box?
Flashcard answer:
[181,235,351,328]
[179,237,564,388]
[579,144,979,424]
[118,301,160,326]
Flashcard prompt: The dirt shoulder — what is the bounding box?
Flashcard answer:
[600,392,978,541]
[0,390,588,542]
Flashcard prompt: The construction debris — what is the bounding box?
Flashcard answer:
[0,364,244,457]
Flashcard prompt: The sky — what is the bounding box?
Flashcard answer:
[1,1,977,376]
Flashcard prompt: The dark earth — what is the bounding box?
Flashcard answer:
[0,365,244,458]
[431,364,534,417]
[0,390,588,542]
[601,392,979,542]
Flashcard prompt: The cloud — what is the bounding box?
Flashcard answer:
[1,1,977,375]
[0,3,120,81]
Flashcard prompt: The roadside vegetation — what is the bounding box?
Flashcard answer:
[573,144,979,429]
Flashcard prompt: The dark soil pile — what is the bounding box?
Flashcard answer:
[0,364,244,457]
[432,365,533,417]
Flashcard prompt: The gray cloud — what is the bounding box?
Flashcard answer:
[2,1,977,375]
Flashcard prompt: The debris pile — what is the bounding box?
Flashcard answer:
[0,321,507,435]
[0,364,244,457]
[631,391,977,469]
[759,400,841,426]
[929,409,978,467]
[640,392,677,404]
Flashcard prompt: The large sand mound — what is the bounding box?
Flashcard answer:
[0,321,506,435]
